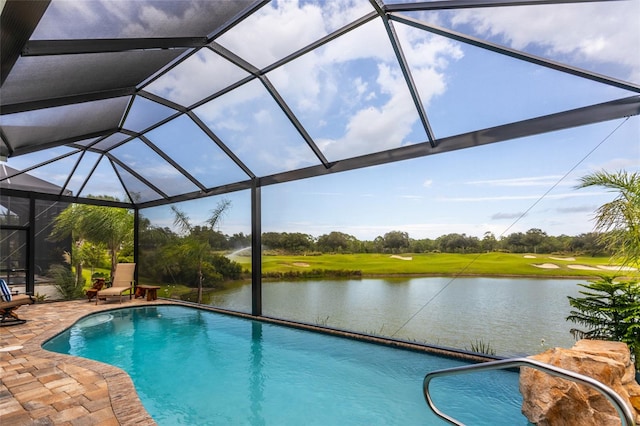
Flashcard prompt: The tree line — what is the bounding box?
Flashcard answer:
[140,224,612,257]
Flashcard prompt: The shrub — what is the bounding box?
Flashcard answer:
[567,276,640,371]
[47,264,85,300]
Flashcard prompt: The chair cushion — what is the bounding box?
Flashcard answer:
[0,279,12,302]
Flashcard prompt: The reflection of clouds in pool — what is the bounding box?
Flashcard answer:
[76,313,114,328]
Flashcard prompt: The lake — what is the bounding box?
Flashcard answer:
[201,277,585,357]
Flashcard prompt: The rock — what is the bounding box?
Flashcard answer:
[519,340,640,425]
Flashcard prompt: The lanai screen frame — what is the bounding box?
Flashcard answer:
[1,0,639,315]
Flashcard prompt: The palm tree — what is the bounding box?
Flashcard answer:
[572,170,640,371]
[576,170,640,269]
[48,203,92,285]
[82,206,133,277]
[171,199,231,304]
[49,202,134,282]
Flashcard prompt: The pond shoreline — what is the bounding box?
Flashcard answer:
[257,272,601,283]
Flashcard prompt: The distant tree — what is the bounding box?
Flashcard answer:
[552,234,575,254]
[502,232,527,253]
[576,170,640,268]
[262,232,283,251]
[410,238,436,253]
[371,236,385,253]
[481,232,498,252]
[170,199,232,304]
[228,232,251,250]
[383,231,410,253]
[436,233,480,253]
[191,226,228,250]
[570,232,609,256]
[524,228,547,254]
[281,232,315,253]
[138,222,177,282]
[317,232,356,253]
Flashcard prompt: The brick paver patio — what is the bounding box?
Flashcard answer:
[1,298,172,426]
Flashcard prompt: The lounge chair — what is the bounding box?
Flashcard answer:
[0,279,34,326]
[96,263,135,304]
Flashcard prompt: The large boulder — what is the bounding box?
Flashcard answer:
[519,340,640,425]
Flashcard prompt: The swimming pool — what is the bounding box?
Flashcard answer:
[44,306,528,425]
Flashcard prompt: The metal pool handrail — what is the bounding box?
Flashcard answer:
[423,357,636,426]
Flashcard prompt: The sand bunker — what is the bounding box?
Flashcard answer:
[390,255,413,261]
[567,264,600,270]
[532,263,560,269]
[293,262,310,267]
[523,255,536,259]
[550,256,576,261]
[597,265,638,271]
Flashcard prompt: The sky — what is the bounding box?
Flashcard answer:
[5,0,640,241]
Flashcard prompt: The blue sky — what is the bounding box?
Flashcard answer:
[5,0,640,241]
[139,0,640,241]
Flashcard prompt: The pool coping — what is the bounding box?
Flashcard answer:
[1,298,495,425]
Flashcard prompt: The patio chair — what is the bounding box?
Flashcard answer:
[96,263,136,304]
[0,279,34,326]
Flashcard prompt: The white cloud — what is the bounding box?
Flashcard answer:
[212,1,465,162]
[440,191,608,202]
[216,0,327,69]
[146,50,249,107]
[491,212,525,220]
[423,179,433,187]
[193,80,266,125]
[321,19,394,64]
[317,59,436,158]
[353,77,368,98]
[584,156,640,173]
[253,109,272,125]
[31,1,104,38]
[34,0,242,39]
[466,175,566,187]
[451,2,640,82]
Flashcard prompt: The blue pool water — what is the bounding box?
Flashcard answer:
[44,306,529,425]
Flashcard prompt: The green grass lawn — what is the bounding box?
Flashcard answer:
[136,252,632,299]
[231,252,627,278]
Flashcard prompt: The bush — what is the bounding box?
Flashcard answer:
[47,264,85,300]
[567,276,640,371]
[209,254,242,280]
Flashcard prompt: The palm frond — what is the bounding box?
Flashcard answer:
[171,206,192,234]
[206,198,231,230]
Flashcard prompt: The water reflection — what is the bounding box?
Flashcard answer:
[249,322,265,426]
[208,277,583,357]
